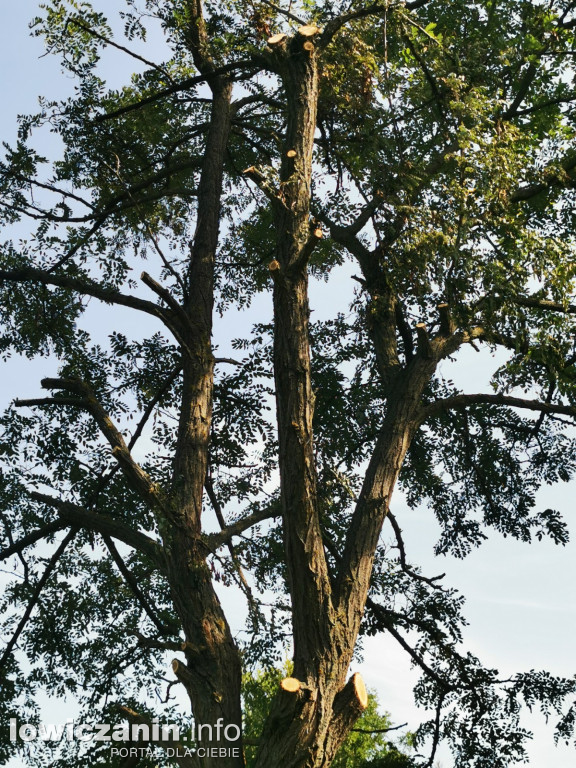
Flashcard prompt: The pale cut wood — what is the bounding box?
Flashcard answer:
[269,259,281,272]
[298,25,320,37]
[268,33,287,45]
[303,41,315,52]
[280,676,301,693]
[351,672,368,708]
[286,149,297,158]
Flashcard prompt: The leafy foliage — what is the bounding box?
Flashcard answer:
[1,0,576,766]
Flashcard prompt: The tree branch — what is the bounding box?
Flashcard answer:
[511,152,576,202]
[117,705,200,768]
[66,17,173,80]
[0,529,77,671]
[206,505,280,549]
[0,521,68,562]
[94,60,260,123]
[365,595,449,689]
[39,378,166,509]
[103,536,172,635]
[510,295,576,315]
[0,266,171,325]
[30,492,164,564]
[422,393,576,421]
[386,511,445,588]
[260,0,306,25]
[204,477,254,604]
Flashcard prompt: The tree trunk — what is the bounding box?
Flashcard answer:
[252,35,443,764]
[164,80,244,768]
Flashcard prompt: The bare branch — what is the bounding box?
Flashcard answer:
[386,511,445,588]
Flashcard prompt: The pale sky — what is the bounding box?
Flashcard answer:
[1,4,576,767]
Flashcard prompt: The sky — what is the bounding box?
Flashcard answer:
[1,4,576,768]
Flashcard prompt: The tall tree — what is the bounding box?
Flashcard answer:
[1,1,576,766]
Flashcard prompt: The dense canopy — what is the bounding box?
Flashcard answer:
[1,1,576,767]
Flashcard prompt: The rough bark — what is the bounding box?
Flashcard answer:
[163,74,244,768]
[252,28,424,768]
[251,43,445,752]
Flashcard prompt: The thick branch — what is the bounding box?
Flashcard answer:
[511,295,576,315]
[271,32,334,675]
[423,393,576,421]
[511,152,576,201]
[30,492,163,564]
[336,356,436,637]
[0,266,171,325]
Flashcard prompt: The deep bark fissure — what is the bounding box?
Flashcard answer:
[161,79,244,767]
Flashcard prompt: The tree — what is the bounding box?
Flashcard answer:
[1,0,576,766]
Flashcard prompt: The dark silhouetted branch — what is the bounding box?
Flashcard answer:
[0,529,77,671]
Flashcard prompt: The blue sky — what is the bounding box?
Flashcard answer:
[1,4,576,767]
